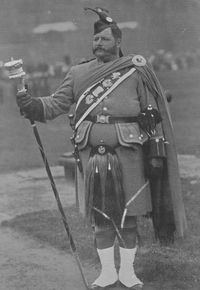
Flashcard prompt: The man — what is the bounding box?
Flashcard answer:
[16,7,187,290]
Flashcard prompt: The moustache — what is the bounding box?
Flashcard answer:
[93,47,105,52]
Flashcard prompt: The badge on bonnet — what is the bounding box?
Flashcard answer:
[96,7,113,23]
[105,17,113,23]
[84,7,120,34]
[132,55,146,66]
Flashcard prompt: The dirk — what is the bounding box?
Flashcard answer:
[68,113,83,173]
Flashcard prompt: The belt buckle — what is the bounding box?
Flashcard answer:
[96,115,110,123]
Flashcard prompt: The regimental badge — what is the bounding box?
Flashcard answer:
[132,55,146,66]
[93,86,104,97]
[85,94,94,104]
[106,17,113,23]
[112,72,121,79]
[98,145,106,155]
[102,79,113,88]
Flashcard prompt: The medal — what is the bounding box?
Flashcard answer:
[132,55,146,66]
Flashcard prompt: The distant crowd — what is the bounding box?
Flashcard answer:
[0,49,200,101]
[148,49,200,72]
[0,55,72,98]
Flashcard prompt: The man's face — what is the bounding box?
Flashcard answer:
[92,28,120,62]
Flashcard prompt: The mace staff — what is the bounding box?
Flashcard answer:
[4,58,89,290]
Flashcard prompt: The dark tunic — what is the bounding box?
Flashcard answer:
[39,55,187,240]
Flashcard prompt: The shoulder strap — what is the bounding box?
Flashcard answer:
[75,67,136,129]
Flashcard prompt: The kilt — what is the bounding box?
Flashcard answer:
[76,122,152,218]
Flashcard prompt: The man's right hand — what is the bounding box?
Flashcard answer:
[15,88,45,122]
[16,89,32,110]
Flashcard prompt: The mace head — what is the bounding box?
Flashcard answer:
[4,58,25,79]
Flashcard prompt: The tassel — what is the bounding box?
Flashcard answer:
[109,153,125,216]
[85,146,125,224]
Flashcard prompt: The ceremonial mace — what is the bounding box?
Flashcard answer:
[4,59,89,290]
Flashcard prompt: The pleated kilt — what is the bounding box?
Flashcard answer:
[76,122,152,218]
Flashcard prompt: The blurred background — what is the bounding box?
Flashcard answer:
[0,0,200,172]
[0,0,200,63]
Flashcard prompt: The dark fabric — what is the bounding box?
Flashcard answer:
[85,115,138,124]
[147,138,166,159]
[94,216,138,248]
[72,56,134,99]
[118,227,137,248]
[74,66,133,128]
[148,158,164,178]
[84,57,186,242]
[22,98,45,122]
[95,228,116,249]
[85,146,125,224]
[93,169,122,225]
[94,20,119,34]
[16,91,45,122]
[84,7,120,35]
[16,90,32,108]
[150,168,176,245]
[136,64,187,242]
[143,144,173,244]
[137,106,162,135]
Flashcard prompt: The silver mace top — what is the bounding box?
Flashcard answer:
[4,58,26,92]
[4,58,25,79]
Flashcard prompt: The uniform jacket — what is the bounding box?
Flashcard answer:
[39,55,187,242]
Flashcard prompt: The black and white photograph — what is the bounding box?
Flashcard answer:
[0,1,200,289]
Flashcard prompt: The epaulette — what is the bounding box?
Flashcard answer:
[132,54,147,66]
[78,57,96,65]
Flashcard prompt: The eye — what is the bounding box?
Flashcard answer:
[94,37,100,42]
[102,37,109,41]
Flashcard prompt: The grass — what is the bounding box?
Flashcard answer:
[2,206,96,263]
[158,69,200,156]
[2,177,200,289]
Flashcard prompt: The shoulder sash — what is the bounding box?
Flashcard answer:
[75,67,136,129]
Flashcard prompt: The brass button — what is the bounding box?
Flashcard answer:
[139,134,143,140]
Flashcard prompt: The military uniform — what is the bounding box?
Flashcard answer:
[40,57,163,218]
[16,7,187,290]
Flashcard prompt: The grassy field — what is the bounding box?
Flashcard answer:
[158,69,200,156]
[2,177,200,289]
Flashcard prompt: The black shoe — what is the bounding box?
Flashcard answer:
[90,281,118,289]
[118,281,143,289]
[128,285,143,290]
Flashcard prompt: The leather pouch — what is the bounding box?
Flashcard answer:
[148,137,166,158]
[75,121,93,150]
[115,122,148,147]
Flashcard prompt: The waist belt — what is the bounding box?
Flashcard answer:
[85,115,138,124]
